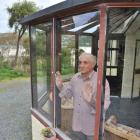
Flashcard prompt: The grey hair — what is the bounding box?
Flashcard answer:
[79,52,96,66]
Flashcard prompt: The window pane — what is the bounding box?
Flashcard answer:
[36,29,47,97]
[34,22,53,119]
[79,35,92,53]
[61,35,75,75]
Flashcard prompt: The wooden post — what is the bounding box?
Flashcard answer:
[94,5,107,140]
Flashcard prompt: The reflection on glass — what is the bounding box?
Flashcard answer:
[34,22,52,118]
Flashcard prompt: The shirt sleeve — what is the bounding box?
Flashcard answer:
[89,91,96,109]
[89,79,111,113]
[59,79,73,99]
[104,79,111,111]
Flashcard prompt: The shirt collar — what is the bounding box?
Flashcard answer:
[78,70,95,80]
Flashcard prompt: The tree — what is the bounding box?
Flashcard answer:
[7,0,38,66]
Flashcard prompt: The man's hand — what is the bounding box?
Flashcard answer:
[55,71,63,90]
[82,82,93,103]
[49,91,53,101]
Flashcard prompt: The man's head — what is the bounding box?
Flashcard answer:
[79,52,96,75]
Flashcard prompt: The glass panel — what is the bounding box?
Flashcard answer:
[55,10,99,139]
[107,40,118,67]
[106,40,120,76]
[61,35,75,76]
[36,29,47,98]
[32,21,53,119]
[79,35,92,53]
[106,68,117,76]
[105,8,140,139]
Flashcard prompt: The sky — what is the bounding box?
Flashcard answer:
[0,0,65,33]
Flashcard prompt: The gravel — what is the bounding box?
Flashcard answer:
[0,78,32,140]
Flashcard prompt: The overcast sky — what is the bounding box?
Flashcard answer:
[0,0,65,33]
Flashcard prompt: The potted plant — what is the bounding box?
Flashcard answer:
[41,127,56,140]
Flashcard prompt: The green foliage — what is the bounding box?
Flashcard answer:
[41,127,55,138]
[0,64,28,81]
[7,0,38,31]
[7,0,38,66]
[36,31,46,57]
[62,67,74,75]
[61,35,75,75]
[22,56,30,65]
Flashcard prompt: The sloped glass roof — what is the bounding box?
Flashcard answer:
[112,11,139,33]
[61,9,139,35]
[83,24,100,33]
[68,21,97,32]
[61,11,99,34]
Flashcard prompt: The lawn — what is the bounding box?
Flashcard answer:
[0,65,28,81]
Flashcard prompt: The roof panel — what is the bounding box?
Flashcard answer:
[20,0,95,24]
[84,24,100,33]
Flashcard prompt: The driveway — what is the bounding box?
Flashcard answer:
[0,78,32,140]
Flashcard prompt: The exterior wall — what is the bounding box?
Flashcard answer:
[121,15,140,98]
[32,115,46,140]
[31,114,72,140]
[0,45,25,57]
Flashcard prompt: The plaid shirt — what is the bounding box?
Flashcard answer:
[59,71,110,136]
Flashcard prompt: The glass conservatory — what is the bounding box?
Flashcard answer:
[21,0,140,140]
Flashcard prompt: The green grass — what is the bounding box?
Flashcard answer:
[0,65,28,81]
[62,66,75,75]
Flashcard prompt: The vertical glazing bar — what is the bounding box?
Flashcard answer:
[51,18,56,127]
[94,5,107,140]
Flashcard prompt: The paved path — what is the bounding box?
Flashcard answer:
[0,78,32,140]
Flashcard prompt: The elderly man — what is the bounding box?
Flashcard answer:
[56,52,110,140]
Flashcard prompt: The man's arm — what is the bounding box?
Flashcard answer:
[82,82,96,108]
[82,79,110,110]
[55,71,73,99]
[55,71,63,91]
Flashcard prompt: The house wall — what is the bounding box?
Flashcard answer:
[32,115,45,140]
[121,35,135,98]
[0,45,25,58]
[31,114,72,140]
[121,15,140,98]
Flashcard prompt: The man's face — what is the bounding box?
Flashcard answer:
[79,56,93,75]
